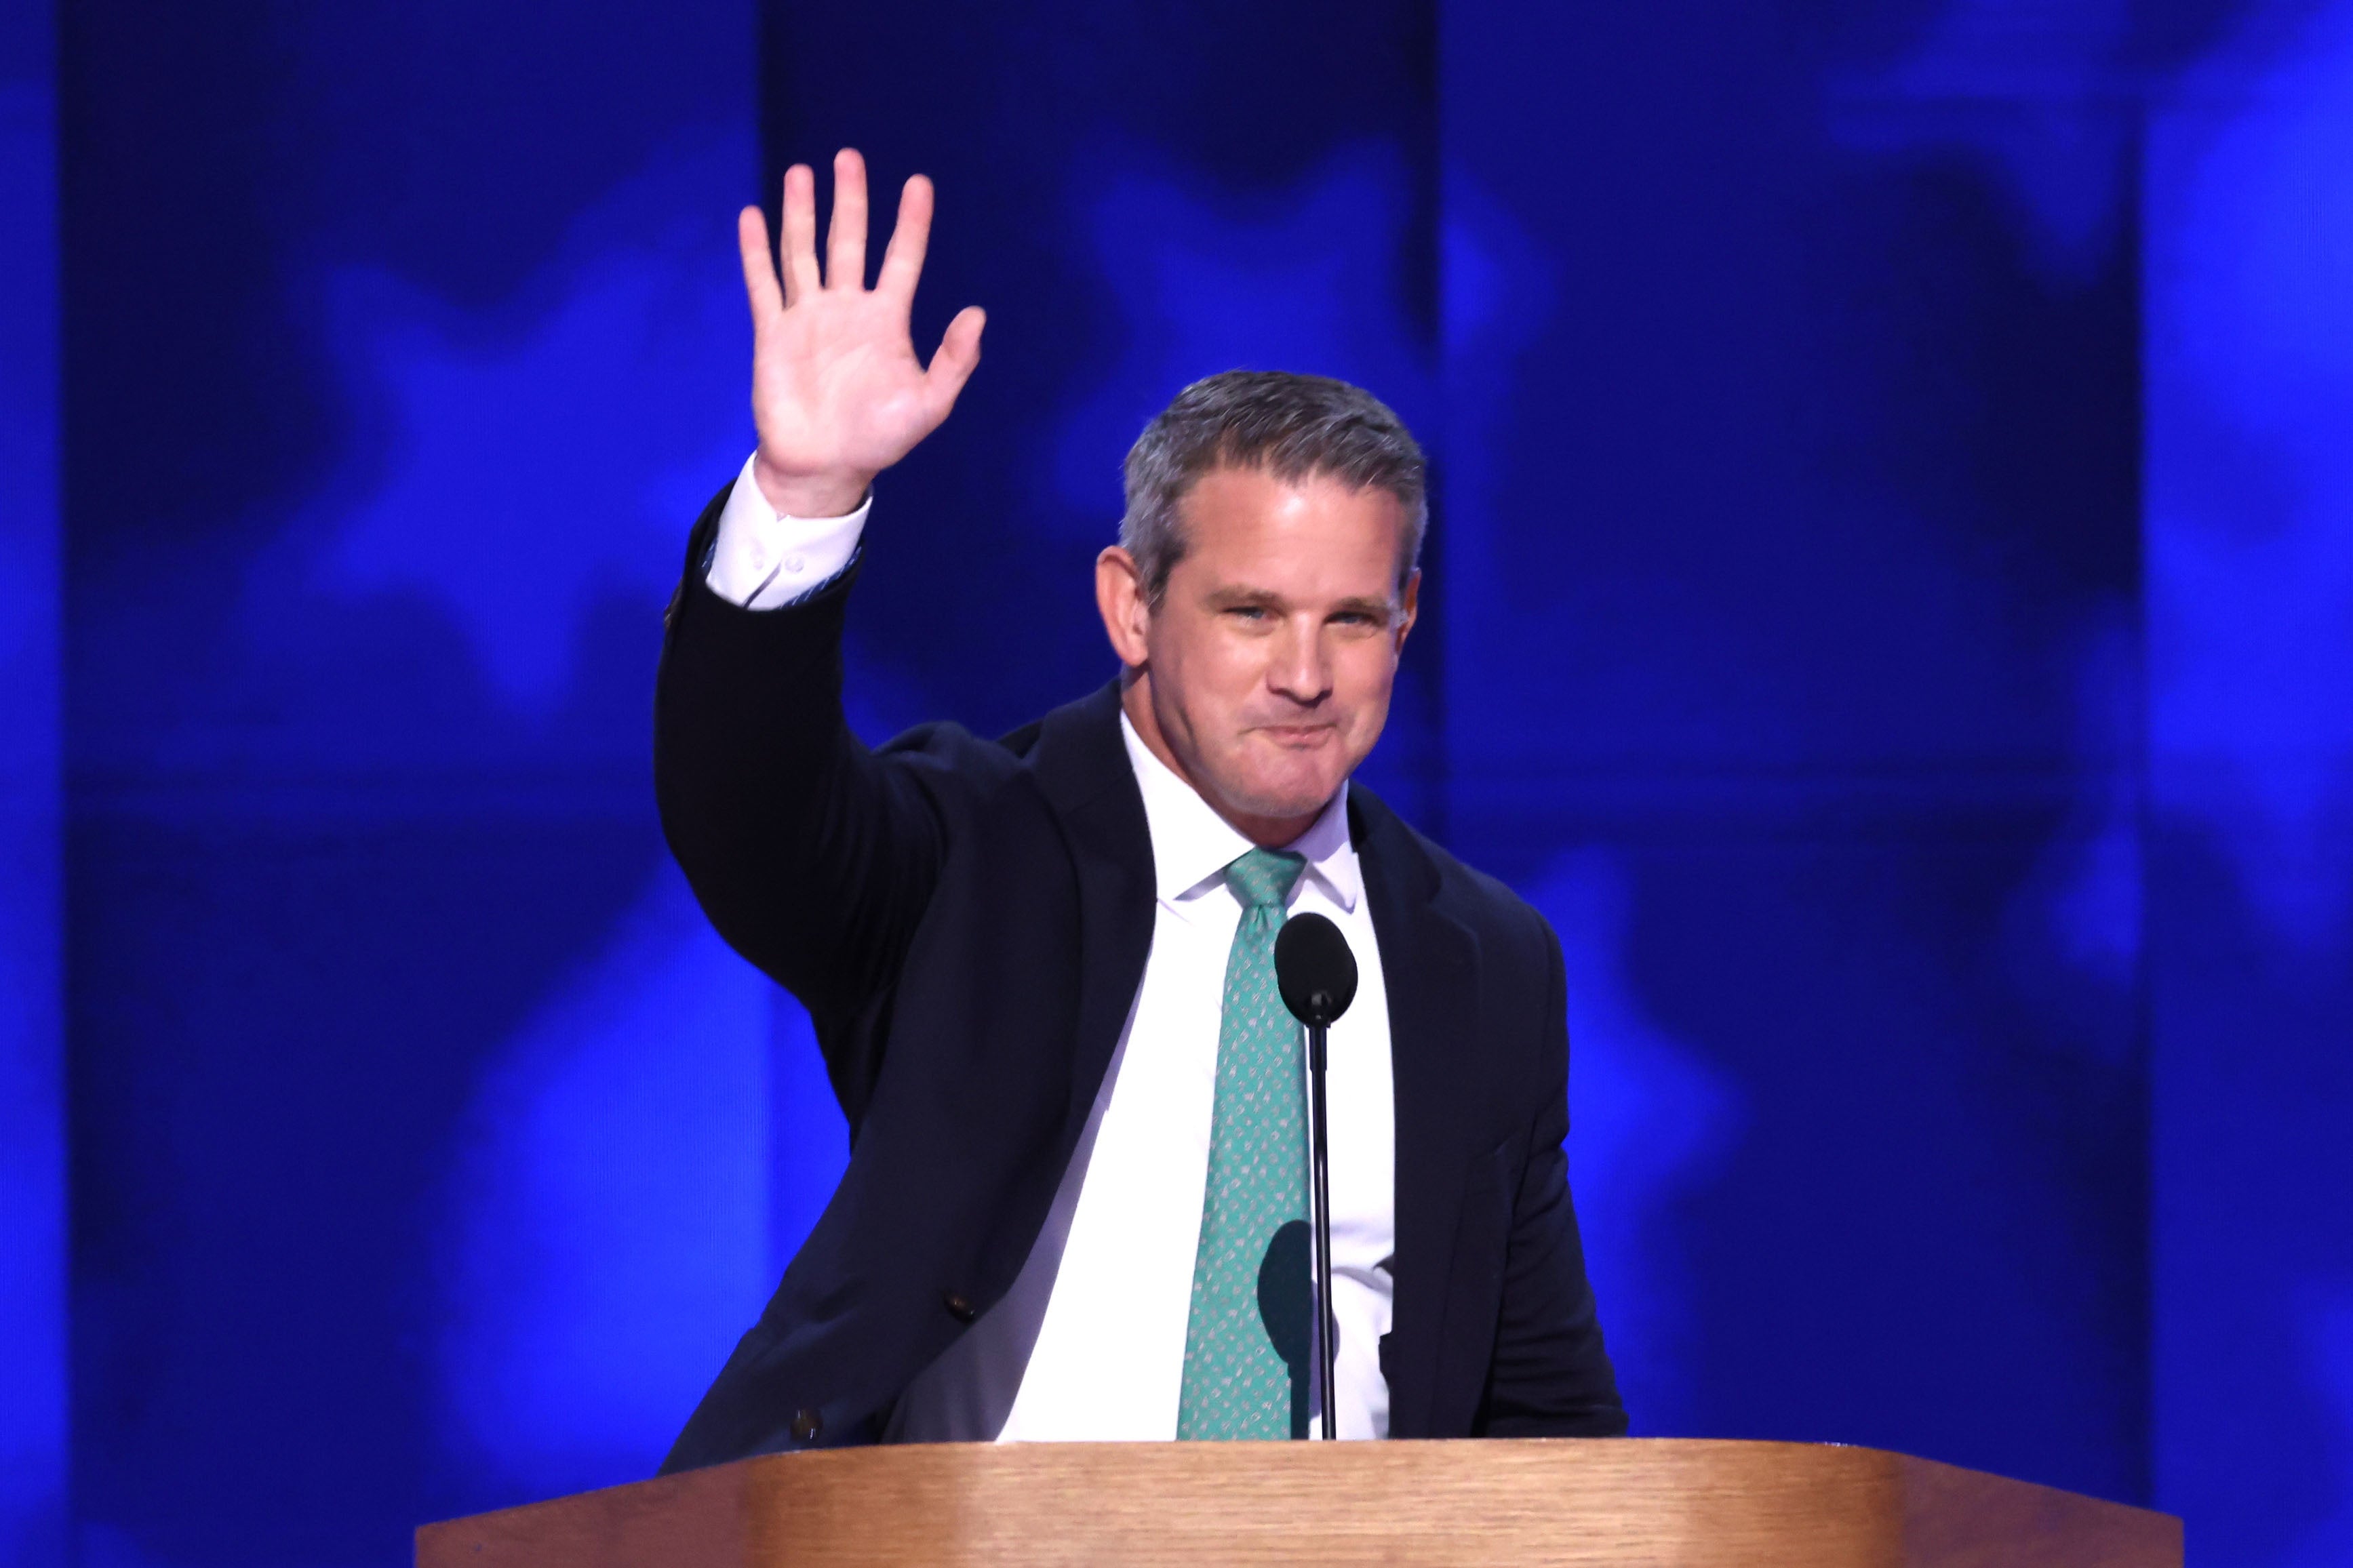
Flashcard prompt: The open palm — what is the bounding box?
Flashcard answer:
[739,148,985,518]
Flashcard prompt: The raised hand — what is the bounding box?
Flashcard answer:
[738,148,985,518]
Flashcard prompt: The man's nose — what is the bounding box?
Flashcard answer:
[1268,619,1333,703]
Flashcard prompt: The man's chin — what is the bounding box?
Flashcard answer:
[1221,772,1346,830]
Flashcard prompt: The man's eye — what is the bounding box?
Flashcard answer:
[1227,605,1270,621]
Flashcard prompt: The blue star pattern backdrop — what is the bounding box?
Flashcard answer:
[11,0,2353,1565]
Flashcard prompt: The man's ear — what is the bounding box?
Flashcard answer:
[1095,547,1152,668]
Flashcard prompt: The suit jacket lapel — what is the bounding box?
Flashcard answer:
[1352,788,1482,1439]
[1023,681,1157,1123]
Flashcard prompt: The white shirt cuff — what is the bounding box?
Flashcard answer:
[705,452,870,609]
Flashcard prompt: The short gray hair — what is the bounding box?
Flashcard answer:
[1119,370,1427,606]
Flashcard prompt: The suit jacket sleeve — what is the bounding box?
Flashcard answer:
[654,479,948,1127]
[1481,923,1630,1436]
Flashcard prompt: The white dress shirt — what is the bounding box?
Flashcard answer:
[710,459,1398,1441]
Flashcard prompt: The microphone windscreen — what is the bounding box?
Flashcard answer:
[1275,912,1359,1026]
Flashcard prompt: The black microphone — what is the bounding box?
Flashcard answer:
[1276,912,1358,1028]
[1274,912,1357,1443]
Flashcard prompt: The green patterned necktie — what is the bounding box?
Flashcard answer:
[1176,847,1313,1441]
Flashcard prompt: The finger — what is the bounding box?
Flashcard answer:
[778,164,821,305]
[875,174,936,302]
[922,305,987,420]
[736,206,783,320]
[826,147,869,291]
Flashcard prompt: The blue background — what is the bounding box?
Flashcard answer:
[5,0,2352,1563]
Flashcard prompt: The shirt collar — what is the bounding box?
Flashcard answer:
[1119,710,1360,913]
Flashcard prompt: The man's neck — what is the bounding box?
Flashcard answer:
[1118,670,1324,849]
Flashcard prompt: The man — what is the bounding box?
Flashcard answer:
[656,149,1623,1469]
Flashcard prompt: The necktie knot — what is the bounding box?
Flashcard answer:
[1225,848,1306,912]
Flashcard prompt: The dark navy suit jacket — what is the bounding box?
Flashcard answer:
[653,483,1625,1471]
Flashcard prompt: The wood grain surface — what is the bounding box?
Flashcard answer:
[415,1439,2182,1567]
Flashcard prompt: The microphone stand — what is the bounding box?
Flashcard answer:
[1305,1018,1337,1442]
[1275,910,1355,1444]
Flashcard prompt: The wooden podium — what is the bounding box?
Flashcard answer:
[415,1439,2181,1566]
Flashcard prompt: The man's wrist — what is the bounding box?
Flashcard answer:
[706,451,870,609]
[752,454,871,520]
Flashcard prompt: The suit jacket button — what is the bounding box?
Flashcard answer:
[943,1291,978,1324]
[791,1408,822,1443]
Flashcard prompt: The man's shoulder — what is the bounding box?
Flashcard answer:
[870,679,1130,815]
[864,717,1023,795]
[1350,786,1557,964]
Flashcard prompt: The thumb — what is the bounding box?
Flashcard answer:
[922,306,986,421]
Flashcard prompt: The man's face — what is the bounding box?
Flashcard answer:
[1097,464,1419,842]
